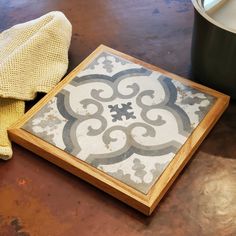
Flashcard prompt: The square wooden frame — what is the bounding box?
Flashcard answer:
[8,45,230,215]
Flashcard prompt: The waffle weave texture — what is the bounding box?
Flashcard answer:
[0,11,72,160]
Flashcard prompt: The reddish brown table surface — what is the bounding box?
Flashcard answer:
[1,1,236,235]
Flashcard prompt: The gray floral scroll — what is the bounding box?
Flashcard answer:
[23,51,216,194]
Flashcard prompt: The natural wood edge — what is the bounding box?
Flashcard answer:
[98,45,230,215]
[147,95,230,214]
[8,127,151,215]
[8,44,230,216]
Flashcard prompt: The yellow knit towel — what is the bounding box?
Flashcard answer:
[0,99,24,160]
[0,11,72,160]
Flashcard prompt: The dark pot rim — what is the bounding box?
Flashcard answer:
[191,0,236,34]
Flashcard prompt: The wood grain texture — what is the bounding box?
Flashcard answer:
[8,45,229,215]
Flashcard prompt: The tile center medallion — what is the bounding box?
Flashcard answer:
[108,102,136,122]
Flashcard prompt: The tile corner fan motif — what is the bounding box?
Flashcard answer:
[22,51,216,194]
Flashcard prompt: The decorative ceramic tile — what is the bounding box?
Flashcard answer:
[22,51,216,194]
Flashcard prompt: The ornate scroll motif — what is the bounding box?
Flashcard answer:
[23,51,216,194]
